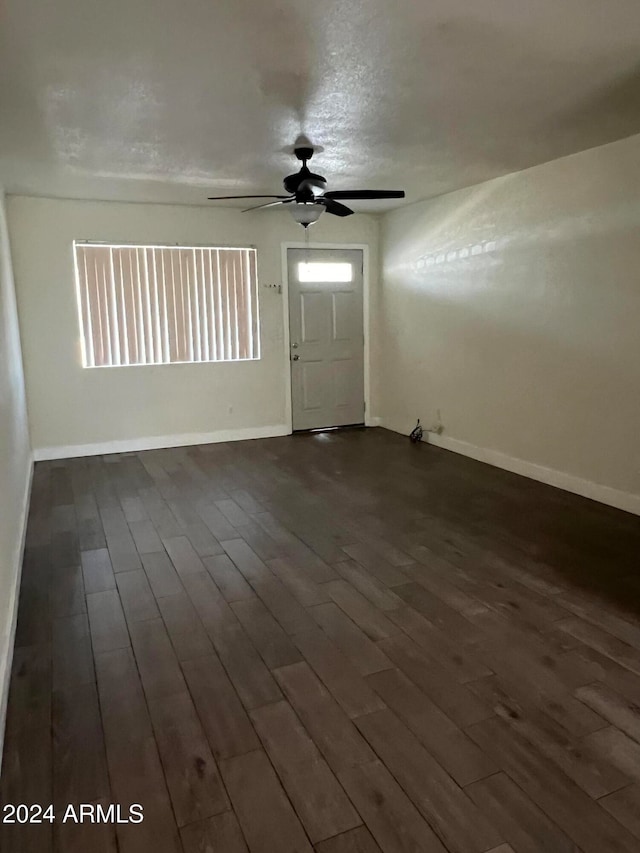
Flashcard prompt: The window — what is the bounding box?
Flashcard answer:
[297,262,353,283]
[74,243,259,367]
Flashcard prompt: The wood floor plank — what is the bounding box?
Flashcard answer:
[577,645,640,707]
[4,643,51,735]
[559,617,640,677]
[1,724,52,852]
[129,617,186,700]
[210,621,283,710]
[464,613,605,735]
[231,596,302,669]
[52,613,94,688]
[81,547,116,593]
[557,589,640,650]
[197,503,239,541]
[52,682,111,809]
[116,568,160,623]
[367,667,496,786]
[15,549,51,646]
[314,827,382,853]
[251,700,361,842]
[341,543,409,587]
[141,550,184,599]
[164,534,207,576]
[466,715,640,853]
[53,799,118,853]
[334,559,404,612]
[184,521,226,557]
[156,591,213,661]
[221,749,314,853]
[465,771,577,853]
[337,759,448,853]
[470,674,629,797]
[221,537,275,584]
[121,495,149,523]
[230,488,265,514]
[148,690,230,827]
[292,627,385,719]
[142,496,184,541]
[51,563,86,617]
[102,511,142,572]
[377,632,493,727]
[129,518,164,554]
[182,654,260,759]
[583,726,640,783]
[205,553,255,601]
[354,707,503,853]
[181,570,239,637]
[75,501,107,552]
[310,602,393,676]
[95,647,152,739]
[600,784,640,841]
[50,529,79,571]
[96,646,181,853]
[387,604,491,683]
[217,498,253,527]
[274,661,376,771]
[576,682,640,745]
[268,556,332,606]
[321,579,399,640]
[87,589,130,654]
[403,547,488,617]
[394,581,483,640]
[234,520,285,561]
[252,577,314,635]
[181,811,249,853]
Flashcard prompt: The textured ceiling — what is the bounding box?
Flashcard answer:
[2,0,640,211]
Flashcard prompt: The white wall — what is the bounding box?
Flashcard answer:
[8,196,380,457]
[381,134,640,514]
[0,191,32,753]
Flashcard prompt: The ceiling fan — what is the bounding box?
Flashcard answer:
[207,143,405,228]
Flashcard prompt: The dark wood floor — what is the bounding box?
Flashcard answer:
[3,428,640,853]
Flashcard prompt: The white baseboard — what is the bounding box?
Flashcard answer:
[33,424,291,461]
[383,422,640,517]
[366,416,382,427]
[0,453,34,767]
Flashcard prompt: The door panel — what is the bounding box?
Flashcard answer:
[301,361,324,411]
[288,249,364,431]
[300,292,324,343]
[332,291,358,341]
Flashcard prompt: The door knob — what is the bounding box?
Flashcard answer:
[292,354,300,361]
[291,342,299,348]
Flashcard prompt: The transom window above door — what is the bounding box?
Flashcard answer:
[297,262,354,283]
[73,243,260,368]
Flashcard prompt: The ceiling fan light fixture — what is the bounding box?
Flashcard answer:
[289,202,323,228]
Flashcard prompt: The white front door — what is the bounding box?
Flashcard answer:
[288,248,365,431]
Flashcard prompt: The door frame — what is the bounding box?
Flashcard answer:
[280,242,373,433]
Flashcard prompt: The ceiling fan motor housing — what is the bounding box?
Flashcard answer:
[283,163,327,198]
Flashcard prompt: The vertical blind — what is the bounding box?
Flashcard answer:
[74,243,259,367]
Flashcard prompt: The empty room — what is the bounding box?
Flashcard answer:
[2,1,640,851]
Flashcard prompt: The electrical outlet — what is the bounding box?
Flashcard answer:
[424,409,444,436]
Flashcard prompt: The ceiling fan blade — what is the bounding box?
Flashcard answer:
[323,190,405,200]
[242,199,293,212]
[321,199,354,217]
[207,194,291,200]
